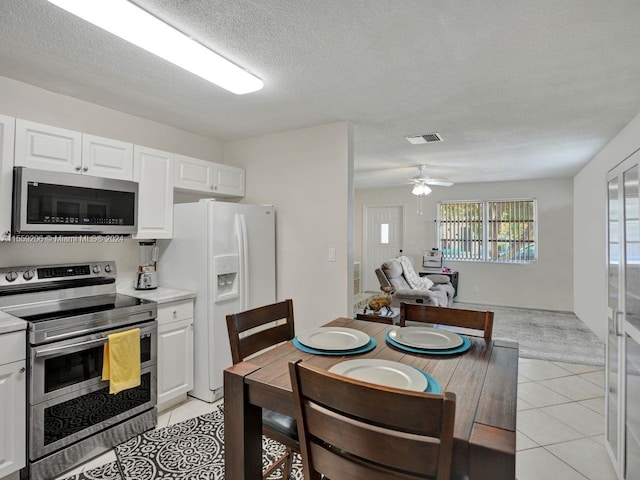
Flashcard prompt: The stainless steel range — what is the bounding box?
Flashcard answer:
[0,261,157,480]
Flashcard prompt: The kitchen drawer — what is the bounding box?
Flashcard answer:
[157,299,193,326]
[0,330,26,365]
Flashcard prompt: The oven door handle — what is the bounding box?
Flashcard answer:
[34,337,109,358]
[34,333,153,358]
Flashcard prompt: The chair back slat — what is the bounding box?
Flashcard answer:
[238,323,294,361]
[400,303,494,342]
[289,360,456,480]
[309,441,428,480]
[303,400,443,474]
[295,362,445,435]
[226,299,295,364]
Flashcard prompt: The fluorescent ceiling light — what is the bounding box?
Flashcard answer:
[47,0,263,95]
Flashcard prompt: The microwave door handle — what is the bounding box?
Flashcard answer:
[34,336,109,358]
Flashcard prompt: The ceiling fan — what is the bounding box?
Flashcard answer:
[409,165,453,195]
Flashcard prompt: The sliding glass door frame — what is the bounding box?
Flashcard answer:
[607,149,640,479]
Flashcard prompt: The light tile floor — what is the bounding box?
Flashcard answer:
[516,357,618,480]
[57,358,617,480]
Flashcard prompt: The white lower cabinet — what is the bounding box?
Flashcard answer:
[157,299,194,411]
[0,330,26,479]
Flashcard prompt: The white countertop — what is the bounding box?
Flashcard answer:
[0,310,28,334]
[117,285,196,304]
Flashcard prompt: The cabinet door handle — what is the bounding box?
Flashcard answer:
[19,367,26,374]
[75,165,81,171]
[82,166,88,172]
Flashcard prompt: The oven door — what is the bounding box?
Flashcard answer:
[29,320,156,460]
[30,320,156,406]
[29,365,155,460]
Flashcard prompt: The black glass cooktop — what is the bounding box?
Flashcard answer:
[4,294,150,323]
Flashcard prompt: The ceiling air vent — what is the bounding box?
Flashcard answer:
[404,133,443,145]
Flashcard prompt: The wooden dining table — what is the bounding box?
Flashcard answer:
[224,317,518,480]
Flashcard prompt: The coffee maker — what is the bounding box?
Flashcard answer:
[135,241,159,290]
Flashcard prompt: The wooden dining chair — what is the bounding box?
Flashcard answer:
[399,302,494,342]
[288,359,456,480]
[226,299,298,479]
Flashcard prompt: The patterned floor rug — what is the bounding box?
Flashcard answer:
[69,408,303,480]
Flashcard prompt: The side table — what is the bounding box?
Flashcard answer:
[355,307,400,325]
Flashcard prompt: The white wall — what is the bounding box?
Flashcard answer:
[574,111,640,341]
[225,122,353,333]
[0,75,225,285]
[356,177,574,311]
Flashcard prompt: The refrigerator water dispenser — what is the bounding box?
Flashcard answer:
[213,255,239,301]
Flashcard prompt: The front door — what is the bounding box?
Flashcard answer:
[363,205,404,292]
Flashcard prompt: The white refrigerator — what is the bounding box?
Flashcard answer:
[159,199,276,402]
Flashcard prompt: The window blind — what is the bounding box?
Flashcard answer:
[438,199,536,263]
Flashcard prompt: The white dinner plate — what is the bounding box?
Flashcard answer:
[296,327,371,351]
[329,359,428,392]
[388,326,463,350]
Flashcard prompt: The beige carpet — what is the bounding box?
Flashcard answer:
[454,302,604,366]
[352,298,605,366]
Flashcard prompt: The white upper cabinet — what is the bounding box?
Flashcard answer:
[0,115,15,241]
[213,163,245,197]
[174,154,244,198]
[134,145,173,239]
[15,119,82,173]
[15,120,134,180]
[174,154,214,192]
[82,134,134,180]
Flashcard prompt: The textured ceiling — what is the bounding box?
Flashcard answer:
[1,0,639,189]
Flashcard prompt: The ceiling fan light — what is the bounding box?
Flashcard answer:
[411,182,431,196]
[47,0,263,94]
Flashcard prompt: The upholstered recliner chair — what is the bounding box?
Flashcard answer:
[375,256,455,307]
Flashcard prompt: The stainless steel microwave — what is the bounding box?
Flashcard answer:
[12,167,138,235]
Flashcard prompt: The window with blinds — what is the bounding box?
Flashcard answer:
[438,199,537,263]
[439,202,483,260]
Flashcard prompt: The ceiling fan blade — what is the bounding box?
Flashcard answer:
[424,178,454,186]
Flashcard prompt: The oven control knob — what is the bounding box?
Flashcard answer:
[5,271,18,282]
[23,270,35,281]
[92,265,102,274]
[104,265,112,273]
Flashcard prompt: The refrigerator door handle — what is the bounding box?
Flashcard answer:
[235,213,250,311]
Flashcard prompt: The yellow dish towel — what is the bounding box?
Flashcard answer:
[102,328,141,394]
